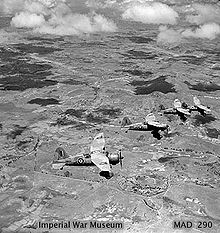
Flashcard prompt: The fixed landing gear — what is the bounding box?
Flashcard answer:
[151,130,162,140]
[179,113,187,122]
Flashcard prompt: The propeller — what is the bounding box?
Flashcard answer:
[118,149,123,168]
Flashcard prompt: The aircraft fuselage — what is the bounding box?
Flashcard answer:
[53,152,120,167]
[191,107,206,116]
[128,123,167,132]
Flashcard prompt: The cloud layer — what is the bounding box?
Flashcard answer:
[11,12,46,28]
[7,0,117,35]
[157,26,182,44]
[3,0,220,41]
[157,23,220,44]
[34,13,117,35]
[157,3,220,43]
[122,2,179,25]
[186,4,220,25]
[182,23,220,40]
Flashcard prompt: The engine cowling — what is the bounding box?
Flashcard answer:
[107,153,120,165]
[107,150,123,166]
[54,147,68,160]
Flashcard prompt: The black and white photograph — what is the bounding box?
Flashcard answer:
[0,0,220,232]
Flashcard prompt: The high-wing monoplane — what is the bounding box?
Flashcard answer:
[52,133,123,179]
[190,96,211,116]
[163,99,191,121]
[121,113,169,139]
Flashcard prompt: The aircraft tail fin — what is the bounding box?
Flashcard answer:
[54,147,68,160]
[121,117,132,127]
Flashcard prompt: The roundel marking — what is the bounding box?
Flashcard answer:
[77,157,84,164]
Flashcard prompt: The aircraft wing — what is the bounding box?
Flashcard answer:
[128,123,148,130]
[164,108,176,114]
[198,105,211,112]
[145,113,156,123]
[176,107,191,115]
[148,121,167,128]
[173,99,182,108]
[193,96,211,112]
[91,151,111,171]
[164,107,174,111]
[53,158,70,163]
[127,122,143,127]
[173,99,190,115]
[90,133,105,153]
[145,113,167,127]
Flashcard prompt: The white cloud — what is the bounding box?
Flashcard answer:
[34,13,117,35]
[92,14,117,32]
[122,2,179,25]
[157,25,182,43]
[186,4,220,25]
[11,12,46,28]
[182,23,220,40]
[8,0,117,35]
[157,23,220,44]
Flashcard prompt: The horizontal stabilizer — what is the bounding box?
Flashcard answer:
[52,163,65,170]
[176,107,191,115]
[146,113,168,128]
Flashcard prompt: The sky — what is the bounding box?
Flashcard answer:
[0,0,220,42]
